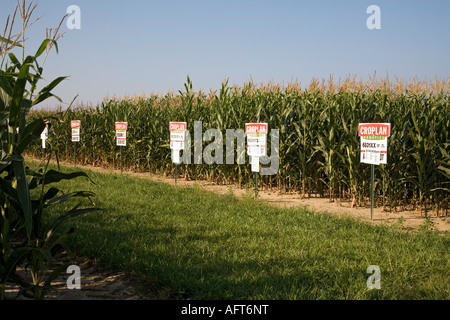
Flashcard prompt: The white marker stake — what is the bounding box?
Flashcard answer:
[172,149,180,164]
[251,156,260,173]
[41,123,49,151]
[41,130,47,148]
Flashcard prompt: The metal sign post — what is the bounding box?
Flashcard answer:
[175,160,178,185]
[120,146,123,174]
[74,142,77,168]
[359,123,391,220]
[255,171,258,198]
[371,164,375,220]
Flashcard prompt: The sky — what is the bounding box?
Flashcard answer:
[2,0,450,109]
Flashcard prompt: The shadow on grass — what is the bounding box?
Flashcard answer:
[65,221,446,300]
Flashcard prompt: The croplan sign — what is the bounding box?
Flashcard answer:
[115,122,128,146]
[170,122,187,164]
[173,121,279,176]
[71,120,81,142]
[246,123,268,157]
[246,123,268,173]
[359,123,391,165]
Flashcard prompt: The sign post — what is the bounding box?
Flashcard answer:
[169,122,187,185]
[359,123,391,220]
[71,120,81,167]
[116,122,128,174]
[245,123,268,198]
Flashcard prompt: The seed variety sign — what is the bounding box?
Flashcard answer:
[71,120,81,142]
[170,122,187,164]
[246,123,268,172]
[115,122,128,146]
[359,123,391,165]
[245,123,268,158]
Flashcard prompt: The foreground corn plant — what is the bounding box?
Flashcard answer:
[0,1,97,300]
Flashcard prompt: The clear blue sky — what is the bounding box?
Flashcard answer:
[2,0,450,109]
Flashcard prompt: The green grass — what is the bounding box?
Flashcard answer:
[29,161,450,300]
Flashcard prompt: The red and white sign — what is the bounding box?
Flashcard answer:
[246,123,268,159]
[169,122,187,132]
[71,120,81,129]
[115,122,128,131]
[71,120,81,142]
[359,123,390,137]
[245,123,268,135]
[116,122,128,147]
[359,123,390,165]
[169,122,187,151]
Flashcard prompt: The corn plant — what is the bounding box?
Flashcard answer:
[1,1,97,300]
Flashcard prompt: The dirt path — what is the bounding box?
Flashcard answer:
[17,157,448,300]
[6,253,176,300]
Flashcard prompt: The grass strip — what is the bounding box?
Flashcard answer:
[30,161,450,300]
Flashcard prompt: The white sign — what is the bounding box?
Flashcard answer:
[359,123,390,165]
[71,120,81,142]
[169,122,187,151]
[116,122,128,147]
[41,121,49,148]
[245,123,268,158]
[169,122,186,164]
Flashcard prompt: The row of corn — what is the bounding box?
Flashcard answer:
[28,77,450,215]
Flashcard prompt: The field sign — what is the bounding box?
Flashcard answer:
[245,123,268,158]
[246,123,268,197]
[71,120,81,142]
[115,122,128,146]
[359,123,390,165]
[170,122,187,164]
[40,120,49,149]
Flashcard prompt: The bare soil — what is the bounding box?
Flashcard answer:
[6,252,177,300]
[13,157,447,300]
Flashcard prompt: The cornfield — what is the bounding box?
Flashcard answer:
[28,76,450,216]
